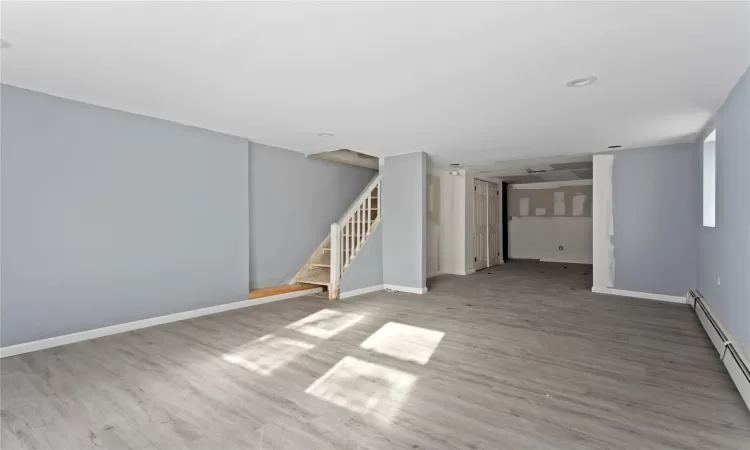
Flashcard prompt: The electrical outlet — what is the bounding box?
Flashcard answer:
[717,277,721,286]
[558,245,564,251]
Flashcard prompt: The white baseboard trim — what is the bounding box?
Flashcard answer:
[383,284,428,294]
[723,345,750,411]
[591,286,686,304]
[340,285,384,299]
[690,290,750,410]
[429,270,466,277]
[0,287,322,359]
[541,258,593,265]
[464,268,476,275]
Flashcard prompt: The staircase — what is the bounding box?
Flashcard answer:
[293,174,381,299]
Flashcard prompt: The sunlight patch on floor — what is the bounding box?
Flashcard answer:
[305,356,416,423]
[223,334,314,375]
[285,309,364,339]
[360,322,445,365]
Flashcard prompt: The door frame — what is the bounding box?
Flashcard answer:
[473,178,502,270]
[473,179,488,271]
[501,181,509,261]
[487,182,501,267]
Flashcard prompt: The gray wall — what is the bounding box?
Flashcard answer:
[612,143,700,297]
[698,68,750,351]
[1,85,250,347]
[248,143,375,288]
[340,225,383,293]
[382,152,427,289]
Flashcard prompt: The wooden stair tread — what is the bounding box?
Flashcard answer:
[297,275,330,287]
[308,263,331,268]
[249,283,318,299]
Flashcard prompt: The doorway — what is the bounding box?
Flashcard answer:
[474,179,488,271]
[474,178,501,271]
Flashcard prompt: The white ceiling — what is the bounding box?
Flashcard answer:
[2,2,748,166]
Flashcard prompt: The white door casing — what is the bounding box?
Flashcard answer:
[487,182,501,267]
[472,178,502,271]
[474,179,488,270]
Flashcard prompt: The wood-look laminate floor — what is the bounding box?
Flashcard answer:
[2,261,748,449]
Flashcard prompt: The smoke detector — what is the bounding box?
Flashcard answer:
[566,76,597,87]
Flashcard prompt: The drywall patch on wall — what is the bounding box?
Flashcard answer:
[553,191,566,216]
[519,197,530,216]
[593,154,615,290]
[572,194,587,217]
[509,184,592,218]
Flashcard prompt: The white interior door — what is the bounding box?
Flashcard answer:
[474,179,488,270]
[488,182,501,267]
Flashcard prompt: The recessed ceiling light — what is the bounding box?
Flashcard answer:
[608,145,622,149]
[566,76,597,87]
[317,133,335,137]
[448,170,460,176]
[0,39,11,49]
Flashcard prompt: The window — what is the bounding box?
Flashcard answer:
[703,129,716,227]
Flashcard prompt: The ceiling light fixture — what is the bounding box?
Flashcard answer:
[450,163,460,167]
[449,170,460,176]
[607,145,622,149]
[317,133,335,137]
[566,76,597,87]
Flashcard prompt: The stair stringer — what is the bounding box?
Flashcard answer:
[290,235,332,289]
[292,173,381,299]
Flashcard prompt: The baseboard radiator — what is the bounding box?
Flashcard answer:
[687,290,750,410]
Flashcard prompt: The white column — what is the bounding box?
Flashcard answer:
[592,154,615,291]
